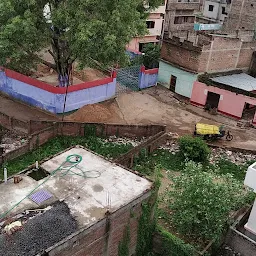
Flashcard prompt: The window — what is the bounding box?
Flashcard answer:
[222,7,227,14]
[208,5,214,11]
[174,16,195,24]
[146,21,155,29]
[139,43,145,52]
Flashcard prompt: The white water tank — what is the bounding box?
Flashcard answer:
[244,162,256,192]
[244,162,256,235]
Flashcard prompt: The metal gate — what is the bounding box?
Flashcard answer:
[116,65,140,95]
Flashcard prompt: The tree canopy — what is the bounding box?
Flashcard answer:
[0,0,162,84]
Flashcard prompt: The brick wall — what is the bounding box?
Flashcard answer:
[161,39,201,72]
[47,191,152,256]
[115,132,177,169]
[29,120,166,139]
[223,0,256,31]
[161,35,256,73]
[0,111,28,134]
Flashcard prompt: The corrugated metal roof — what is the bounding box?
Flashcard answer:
[211,73,256,91]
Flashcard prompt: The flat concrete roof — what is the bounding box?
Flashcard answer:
[211,73,256,92]
[0,147,152,227]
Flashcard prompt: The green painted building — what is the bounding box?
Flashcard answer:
[158,60,198,98]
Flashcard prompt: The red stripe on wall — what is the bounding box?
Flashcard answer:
[217,110,241,120]
[144,68,159,75]
[5,68,113,94]
[190,101,205,107]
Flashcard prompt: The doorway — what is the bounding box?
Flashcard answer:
[169,75,177,91]
[242,102,256,121]
[205,92,220,109]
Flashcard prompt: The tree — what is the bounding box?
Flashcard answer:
[129,43,160,69]
[141,43,160,69]
[0,0,162,85]
[168,161,252,241]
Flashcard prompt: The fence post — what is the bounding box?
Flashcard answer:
[139,66,145,89]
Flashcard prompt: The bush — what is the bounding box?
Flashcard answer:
[156,226,196,256]
[168,162,251,241]
[178,136,210,163]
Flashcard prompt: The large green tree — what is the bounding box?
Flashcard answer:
[0,0,161,85]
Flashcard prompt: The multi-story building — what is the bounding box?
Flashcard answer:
[127,2,167,52]
[197,0,230,24]
[222,0,256,31]
[164,0,203,41]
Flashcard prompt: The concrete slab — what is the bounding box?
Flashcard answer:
[0,147,152,228]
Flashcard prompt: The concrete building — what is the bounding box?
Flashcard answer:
[128,2,167,52]
[191,76,256,122]
[223,0,256,31]
[0,146,153,256]
[158,33,256,98]
[164,0,203,42]
[194,0,231,25]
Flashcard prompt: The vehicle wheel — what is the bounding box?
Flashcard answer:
[226,134,233,141]
[203,135,210,140]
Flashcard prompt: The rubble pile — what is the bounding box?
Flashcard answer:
[104,135,145,147]
[160,141,256,165]
[0,130,27,153]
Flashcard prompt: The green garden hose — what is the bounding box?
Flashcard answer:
[0,154,99,220]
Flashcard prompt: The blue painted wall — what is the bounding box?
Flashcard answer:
[158,60,197,98]
[55,80,116,113]
[0,71,116,114]
[139,70,158,89]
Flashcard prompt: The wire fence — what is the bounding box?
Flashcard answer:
[115,65,141,95]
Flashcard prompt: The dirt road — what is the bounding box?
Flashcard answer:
[66,86,256,151]
[0,94,58,121]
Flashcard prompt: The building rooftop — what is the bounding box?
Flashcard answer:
[0,147,152,256]
[211,73,256,92]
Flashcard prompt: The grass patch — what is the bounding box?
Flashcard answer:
[215,158,254,182]
[133,149,184,175]
[1,135,133,179]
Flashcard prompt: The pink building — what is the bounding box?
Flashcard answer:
[128,2,167,52]
[191,75,256,125]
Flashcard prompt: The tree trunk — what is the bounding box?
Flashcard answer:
[49,1,73,87]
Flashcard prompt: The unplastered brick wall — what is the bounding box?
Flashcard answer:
[161,38,201,72]
[29,120,166,139]
[199,36,256,73]
[46,191,152,256]
[223,0,256,31]
[161,34,256,74]
[0,110,28,134]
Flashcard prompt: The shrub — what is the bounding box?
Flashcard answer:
[178,135,210,163]
[156,226,196,256]
[168,162,251,241]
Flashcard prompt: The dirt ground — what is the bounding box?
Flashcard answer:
[66,85,256,150]
[0,94,58,122]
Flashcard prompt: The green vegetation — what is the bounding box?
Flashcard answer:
[215,158,254,181]
[130,43,160,69]
[118,226,131,256]
[134,149,184,175]
[167,161,252,241]
[0,0,162,80]
[1,135,133,178]
[133,136,255,254]
[155,226,196,256]
[136,169,160,256]
[178,136,210,163]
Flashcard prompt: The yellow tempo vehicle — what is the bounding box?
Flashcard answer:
[194,123,233,141]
